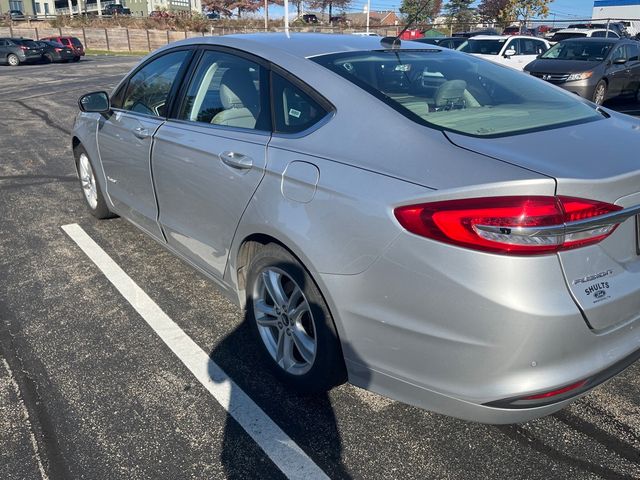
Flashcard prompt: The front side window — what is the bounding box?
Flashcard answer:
[627,43,639,61]
[540,41,613,61]
[312,50,601,137]
[272,73,328,134]
[179,50,269,131]
[122,50,189,117]
[611,45,627,62]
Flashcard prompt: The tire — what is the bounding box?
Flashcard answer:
[593,80,607,105]
[7,53,20,66]
[72,56,80,62]
[74,145,116,219]
[246,243,347,393]
[44,53,53,64]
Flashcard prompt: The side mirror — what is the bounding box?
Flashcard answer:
[504,49,516,58]
[78,91,110,113]
[613,57,628,65]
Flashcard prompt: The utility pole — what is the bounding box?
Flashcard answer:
[264,0,268,30]
[67,0,73,17]
[97,0,102,17]
[366,0,370,34]
[284,0,289,34]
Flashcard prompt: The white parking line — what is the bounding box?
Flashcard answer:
[61,223,329,480]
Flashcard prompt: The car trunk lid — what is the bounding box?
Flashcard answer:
[445,113,640,330]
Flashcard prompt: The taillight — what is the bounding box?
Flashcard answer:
[20,45,28,51]
[394,196,623,255]
[55,48,62,52]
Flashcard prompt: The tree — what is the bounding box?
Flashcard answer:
[478,0,551,30]
[443,0,476,32]
[308,0,351,23]
[399,0,442,25]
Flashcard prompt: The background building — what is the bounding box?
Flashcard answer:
[52,0,199,16]
[1,0,55,17]
[592,0,640,19]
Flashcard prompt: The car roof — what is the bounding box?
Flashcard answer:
[555,28,613,34]
[168,33,442,59]
[468,35,543,40]
[556,36,621,44]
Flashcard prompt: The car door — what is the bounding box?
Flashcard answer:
[97,48,192,239]
[605,44,630,98]
[151,48,272,278]
[625,43,640,96]
[0,39,10,59]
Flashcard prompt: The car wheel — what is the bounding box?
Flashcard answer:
[246,243,347,393]
[593,80,607,105]
[74,145,116,219]
[72,56,80,62]
[7,54,20,66]
[44,53,53,64]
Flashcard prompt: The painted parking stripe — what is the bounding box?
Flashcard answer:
[61,223,329,480]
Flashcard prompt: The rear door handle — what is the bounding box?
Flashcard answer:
[133,127,149,139]
[220,151,253,170]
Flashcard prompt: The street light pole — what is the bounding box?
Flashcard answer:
[366,0,370,34]
[284,0,289,35]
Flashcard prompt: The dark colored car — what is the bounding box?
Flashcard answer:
[302,14,318,23]
[524,38,640,104]
[103,4,131,15]
[0,37,44,66]
[40,36,85,61]
[453,29,499,38]
[204,11,220,20]
[413,36,466,49]
[8,10,25,20]
[36,40,75,63]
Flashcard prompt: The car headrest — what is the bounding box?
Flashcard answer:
[219,68,259,111]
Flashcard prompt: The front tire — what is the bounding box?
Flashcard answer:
[593,80,607,105]
[7,54,20,66]
[74,145,116,219]
[246,243,347,393]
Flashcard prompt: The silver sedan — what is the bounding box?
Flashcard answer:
[72,34,640,424]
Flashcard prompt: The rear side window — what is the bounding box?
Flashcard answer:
[271,73,328,134]
[122,50,190,117]
[628,43,640,61]
[71,38,82,47]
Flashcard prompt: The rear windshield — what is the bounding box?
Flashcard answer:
[541,41,613,61]
[457,39,506,55]
[311,50,601,137]
[15,39,39,48]
[551,32,587,42]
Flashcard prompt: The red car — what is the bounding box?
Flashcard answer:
[39,36,84,62]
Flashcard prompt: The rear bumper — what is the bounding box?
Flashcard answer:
[320,232,640,423]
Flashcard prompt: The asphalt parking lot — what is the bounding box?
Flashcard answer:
[1,56,639,480]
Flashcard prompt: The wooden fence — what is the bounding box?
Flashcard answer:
[0,25,398,52]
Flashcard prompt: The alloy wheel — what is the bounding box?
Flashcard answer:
[594,83,606,105]
[7,54,19,66]
[78,153,98,209]
[252,267,317,375]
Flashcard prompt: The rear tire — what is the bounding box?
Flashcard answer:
[246,243,347,393]
[74,145,116,219]
[7,54,20,66]
[44,53,53,64]
[593,80,607,105]
[72,56,80,62]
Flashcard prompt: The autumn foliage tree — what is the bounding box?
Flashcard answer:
[399,0,443,24]
[478,0,552,29]
[202,0,283,18]
[444,0,476,31]
[308,0,352,22]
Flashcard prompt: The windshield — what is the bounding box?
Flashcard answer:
[457,39,506,55]
[541,41,612,61]
[312,50,601,137]
[16,40,39,48]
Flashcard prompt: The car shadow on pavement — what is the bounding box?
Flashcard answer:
[208,261,364,479]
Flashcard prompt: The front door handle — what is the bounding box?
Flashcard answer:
[133,127,149,139]
[220,151,253,170]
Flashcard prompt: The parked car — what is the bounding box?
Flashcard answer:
[39,36,84,61]
[457,35,550,70]
[302,14,318,24]
[35,40,75,63]
[204,11,220,20]
[619,20,640,37]
[453,29,499,38]
[103,4,131,15]
[352,32,381,37]
[73,34,640,424]
[413,36,466,49]
[549,28,620,44]
[149,10,173,19]
[503,26,521,35]
[568,22,628,38]
[525,37,640,105]
[0,37,44,66]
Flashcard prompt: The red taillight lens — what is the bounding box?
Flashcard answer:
[55,47,62,52]
[394,196,622,255]
[20,45,28,51]
[522,380,587,400]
